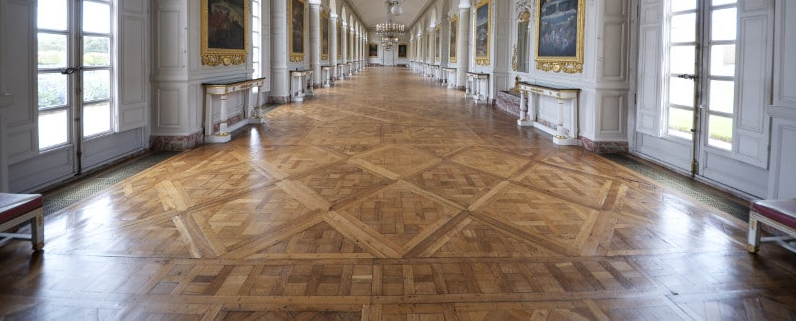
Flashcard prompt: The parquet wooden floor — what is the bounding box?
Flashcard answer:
[1,68,795,320]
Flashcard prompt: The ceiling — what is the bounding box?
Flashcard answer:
[346,0,431,32]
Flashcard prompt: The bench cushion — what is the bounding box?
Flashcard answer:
[0,193,43,224]
[751,199,796,229]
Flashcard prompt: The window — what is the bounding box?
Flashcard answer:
[665,0,737,150]
[37,0,115,150]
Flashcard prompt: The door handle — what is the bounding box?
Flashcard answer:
[60,67,78,75]
[677,74,697,80]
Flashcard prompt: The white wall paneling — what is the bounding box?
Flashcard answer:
[773,0,796,106]
[118,3,150,131]
[732,1,772,168]
[768,116,796,198]
[634,0,662,136]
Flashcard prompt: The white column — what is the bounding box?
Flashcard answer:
[270,0,289,101]
[330,14,338,78]
[456,1,471,90]
[309,0,321,87]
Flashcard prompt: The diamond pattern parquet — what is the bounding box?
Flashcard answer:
[2,68,795,320]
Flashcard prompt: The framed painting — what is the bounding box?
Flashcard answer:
[369,43,378,58]
[535,0,584,73]
[289,0,305,62]
[435,26,441,61]
[474,0,490,66]
[398,44,407,58]
[337,20,342,59]
[201,0,248,66]
[449,15,457,63]
[321,10,329,60]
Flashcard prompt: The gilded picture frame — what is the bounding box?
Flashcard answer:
[535,0,584,73]
[368,43,378,58]
[201,0,248,66]
[434,25,441,61]
[289,0,305,62]
[398,44,407,58]
[321,10,329,61]
[337,20,342,59]
[449,15,458,63]
[474,0,490,66]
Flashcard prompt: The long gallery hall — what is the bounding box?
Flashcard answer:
[0,67,795,319]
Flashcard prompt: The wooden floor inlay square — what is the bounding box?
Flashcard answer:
[336,181,462,254]
[352,144,440,179]
[450,146,529,178]
[407,162,504,207]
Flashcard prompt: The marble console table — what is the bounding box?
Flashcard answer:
[203,78,266,144]
[517,82,580,146]
[321,66,334,87]
[290,70,314,102]
[442,67,457,88]
[465,72,489,104]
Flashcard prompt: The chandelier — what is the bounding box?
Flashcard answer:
[376,0,405,49]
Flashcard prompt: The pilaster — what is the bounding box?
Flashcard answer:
[270,0,289,102]
[456,2,471,89]
[309,0,321,87]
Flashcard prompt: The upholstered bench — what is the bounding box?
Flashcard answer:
[748,199,796,253]
[0,193,44,251]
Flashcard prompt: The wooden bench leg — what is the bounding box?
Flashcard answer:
[748,212,761,253]
[31,208,44,251]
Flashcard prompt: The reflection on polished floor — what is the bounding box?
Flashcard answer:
[1,67,795,320]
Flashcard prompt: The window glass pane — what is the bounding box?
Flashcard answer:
[711,8,737,41]
[83,70,110,102]
[712,0,736,6]
[38,33,68,69]
[670,0,696,13]
[708,115,733,150]
[83,36,110,66]
[38,73,68,108]
[83,102,111,137]
[668,77,694,107]
[709,44,735,76]
[38,109,68,149]
[83,1,111,34]
[670,13,696,43]
[38,0,67,30]
[668,107,693,140]
[709,80,734,113]
[669,45,695,74]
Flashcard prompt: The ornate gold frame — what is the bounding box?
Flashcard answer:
[535,0,585,73]
[474,0,490,66]
[368,43,378,58]
[398,44,407,58]
[449,15,458,63]
[434,25,441,62]
[337,20,342,59]
[289,0,305,62]
[321,10,329,61]
[201,0,248,66]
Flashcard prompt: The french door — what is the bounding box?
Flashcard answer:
[664,0,737,175]
[37,0,115,172]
